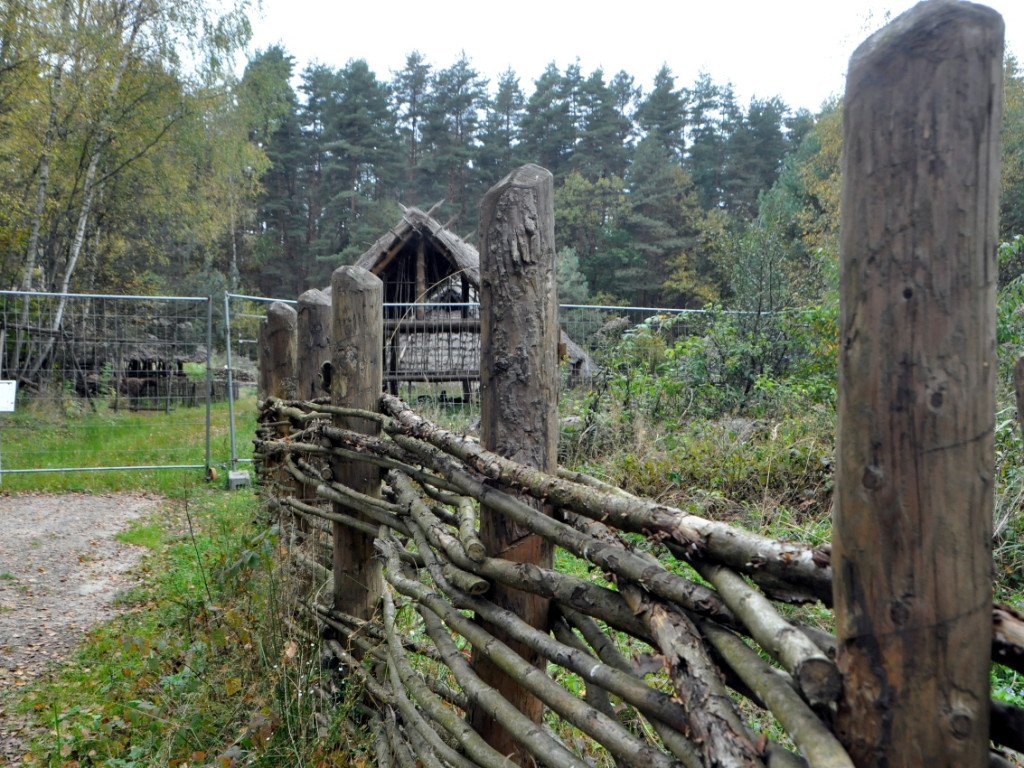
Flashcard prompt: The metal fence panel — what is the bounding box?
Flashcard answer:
[0,291,215,475]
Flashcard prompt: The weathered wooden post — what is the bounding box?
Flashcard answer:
[297,289,331,401]
[296,289,332,518]
[835,2,1002,766]
[330,266,384,620]
[257,301,297,493]
[258,301,298,401]
[469,164,560,763]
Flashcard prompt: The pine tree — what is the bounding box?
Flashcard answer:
[477,68,526,186]
[248,47,308,296]
[418,52,488,230]
[622,136,704,306]
[686,71,740,211]
[722,96,790,219]
[519,62,574,177]
[392,51,432,205]
[322,59,401,262]
[636,65,686,159]
[573,68,632,180]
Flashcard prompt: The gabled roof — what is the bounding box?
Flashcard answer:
[355,205,596,379]
[354,205,479,296]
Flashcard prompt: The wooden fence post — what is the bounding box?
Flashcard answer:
[297,289,331,401]
[835,3,1002,766]
[296,289,332,518]
[260,301,298,401]
[330,266,384,621]
[470,164,559,763]
[258,301,298,494]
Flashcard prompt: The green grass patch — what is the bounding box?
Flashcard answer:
[115,520,165,550]
[0,395,257,496]
[10,488,343,767]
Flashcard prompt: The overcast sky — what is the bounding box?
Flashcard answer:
[245,0,1022,113]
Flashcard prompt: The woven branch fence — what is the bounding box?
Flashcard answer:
[251,7,1024,765]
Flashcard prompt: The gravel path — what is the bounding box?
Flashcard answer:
[0,492,160,761]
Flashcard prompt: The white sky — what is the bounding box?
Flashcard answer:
[247,0,1023,113]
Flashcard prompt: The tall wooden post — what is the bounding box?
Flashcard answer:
[297,289,332,519]
[296,289,331,401]
[256,302,297,493]
[330,266,384,620]
[470,164,559,763]
[260,301,298,401]
[835,3,1002,766]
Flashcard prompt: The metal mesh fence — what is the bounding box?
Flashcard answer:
[223,293,798,465]
[225,294,729,397]
[0,291,214,474]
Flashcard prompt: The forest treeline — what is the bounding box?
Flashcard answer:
[1,0,1023,310]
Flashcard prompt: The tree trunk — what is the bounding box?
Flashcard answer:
[25,0,148,382]
[835,2,1002,765]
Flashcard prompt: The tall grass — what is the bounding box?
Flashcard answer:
[0,394,258,496]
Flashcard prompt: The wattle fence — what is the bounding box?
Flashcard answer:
[251,7,1023,767]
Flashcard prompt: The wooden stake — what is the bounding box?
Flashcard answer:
[470,164,559,764]
[261,302,297,400]
[330,266,384,621]
[296,289,331,401]
[835,2,1002,765]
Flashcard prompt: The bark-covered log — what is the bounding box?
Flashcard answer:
[455,495,487,562]
[390,430,741,626]
[621,584,766,768]
[693,562,840,706]
[382,582,500,768]
[380,535,686,768]
[411,588,591,768]
[550,617,618,722]
[990,698,1024,753]
[372,712,395,768]
[382,393,833,603]
[994,603,1024,674]
[558,607,705,768]
[698,618,853,768]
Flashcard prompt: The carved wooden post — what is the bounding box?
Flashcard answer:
[261,301,298,401]
[257,302,297,494]
[330,266,384,620]
[297,289,332,519]
[297,289,331,401]
[835,3,1002,765]
[470,164,559,763]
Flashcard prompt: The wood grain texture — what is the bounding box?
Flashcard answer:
[835,2,1003,765]
[471,164,559,764]
[296,289,331,401]
[330,267,384,621]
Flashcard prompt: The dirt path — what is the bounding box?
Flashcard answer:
[0,492,160,761]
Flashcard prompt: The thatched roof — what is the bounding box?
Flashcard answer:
[355,205,479,301]
[355,206,596,380]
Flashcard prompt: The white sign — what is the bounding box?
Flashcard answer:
[0,380,17,412]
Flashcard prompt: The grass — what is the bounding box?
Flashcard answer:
[0,393,257,496]
[115,521,164,550]
[10,489,301,767]
[4,347,1024,766]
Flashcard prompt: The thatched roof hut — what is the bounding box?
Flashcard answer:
[354,206,595,391]
[355,205,479,305]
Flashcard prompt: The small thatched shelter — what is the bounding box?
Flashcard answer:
[354,206,595,396]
